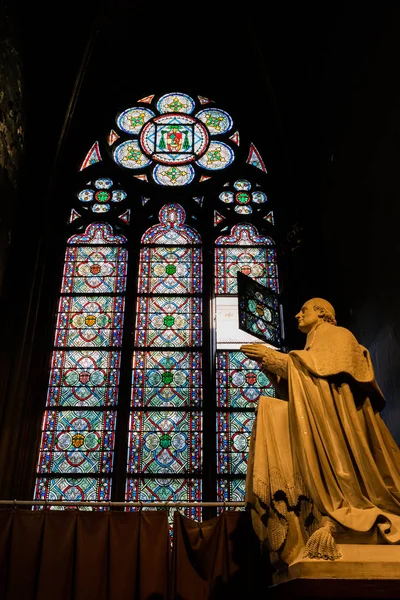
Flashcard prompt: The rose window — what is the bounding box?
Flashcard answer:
[111,92,237,186]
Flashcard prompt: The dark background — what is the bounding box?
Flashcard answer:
[1,2,400,498]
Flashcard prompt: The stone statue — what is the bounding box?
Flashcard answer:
[241,298,400,568]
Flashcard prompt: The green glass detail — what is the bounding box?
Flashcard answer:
[163,315,175,327]
[160,433,172,449]
[165,264,176,275]
[237,192,250,204]
[162,371,174,385]
[96,191,110,203]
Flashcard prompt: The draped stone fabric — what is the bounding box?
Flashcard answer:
[246,322,400,566]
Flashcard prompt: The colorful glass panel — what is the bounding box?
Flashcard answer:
[38,410,116,474]
[140,114,209,164]
[215,246,278,294]
[216,351,275,408]
[135,296,202,348]
[128,411,201,474]
[55,296,125,347]
[217,478,246,503]
[152,163,195,186]
[68,223,126,245]
[217,411,254,474]
[237,272,281,346]
[48,349,120,408]
[156,93,195,114]
[137,94,155,104]
[196,108,233,135]
[234,180,251,191]
[95,178,113,189]
[117,107,155,134]
[35,223,127,506]
[113,140,152,170]
[215,223,273,246]
[141,204,201,244]
[252,191,267,204]
[61,246,127,294]
[126,478,201,523]
[108,129,120,145]
[80,142,102,171]
[197,95,214,105]
[35,477,111,503]
[264,210,275,224]
[195,141,235,170]
[246,142,267,173]
[138,247,202,294]
[131,351,202,408]
[234,205,252,214]
[214,211,226,226]
[229,131,240,146]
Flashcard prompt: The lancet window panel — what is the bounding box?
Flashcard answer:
[127,203,203,522]
[214,222,278,504]
[34,222,128,506]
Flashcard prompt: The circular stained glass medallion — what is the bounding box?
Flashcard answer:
[95,190,110,203]
[219,191,234,203]
[235,205,252,214]
[92,203,110,213]
[113,140,152,170]
[156,92,195,114]
[236,192,251,204]
[117,107,155,134]
[78,189,94,202]
[196,108,233,135]
[153,164,195,186]
[252,191,267,203]
[94,178,113,189]
[234,179,251,191]
[140,114,209,165]
[111,190,127,202]
[196,141,235,171]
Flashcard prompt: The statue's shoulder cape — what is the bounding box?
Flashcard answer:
[290,323,385,411]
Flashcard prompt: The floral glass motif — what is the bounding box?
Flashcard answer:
[112,92,236,186]
[216,352,275,408]
[77,178,127,214]
[34,223,127,506]
[218,179,267,215]
[127,203,203,523]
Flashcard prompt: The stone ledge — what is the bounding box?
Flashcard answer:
[271,545,400,599]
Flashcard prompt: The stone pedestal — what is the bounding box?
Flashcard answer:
[271,545,400,599]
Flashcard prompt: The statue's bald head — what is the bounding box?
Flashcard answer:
[308,298,337,326]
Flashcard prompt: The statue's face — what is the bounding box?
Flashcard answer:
[295,300,321,333]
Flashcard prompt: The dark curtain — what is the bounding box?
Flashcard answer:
[171,511,271,600]
[0,510,170,600]
[0,509,271,600]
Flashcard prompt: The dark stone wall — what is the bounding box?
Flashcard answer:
[316,11,400,442]
[0,6,24,295]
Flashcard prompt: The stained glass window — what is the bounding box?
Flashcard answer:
[35,90,280,524]
[34,223,127,505]
[126,203,203,526]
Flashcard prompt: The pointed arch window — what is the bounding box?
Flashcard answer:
[33,90,282,518]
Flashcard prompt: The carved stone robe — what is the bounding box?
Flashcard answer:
[246,322,400,566]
